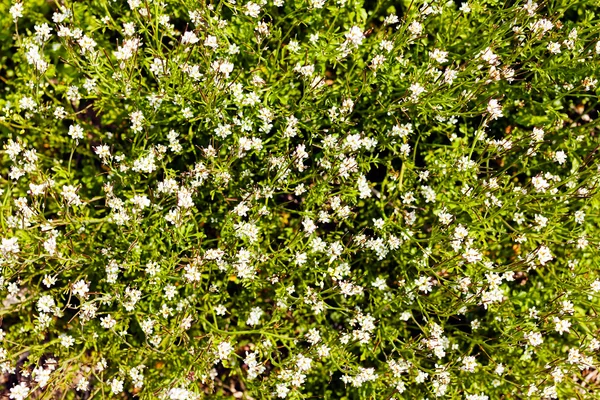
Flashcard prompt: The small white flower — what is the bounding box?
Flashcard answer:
[111,378,124,395]
[60,334,75,348]
[246,307,264,326]
[68,124,84,140]
[296,354,312,371]
[460,356,478,372]
[553,317,571,335]
[554,150,567,165]
[1,237,20,256]
[181,31,199,45]
[345,26,365,46]
[409,83,426,100]
[532,175,550,193]
[101,315,117,329]
[408,21,423,36]
[9,382,30,400]
[217,341,234,361]
[547,42,561,54]
[204,35,218,49]
[524,331,543,347]
[429,48,448,63]
[215,304,227,315]
[244,2,261,17]
[10,3,24,22]
[487,99,503,120]
[536,245,553,265]
[72,279,90,298]
[37,295,55,313]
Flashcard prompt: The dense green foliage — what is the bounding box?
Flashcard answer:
[1,0,600,398]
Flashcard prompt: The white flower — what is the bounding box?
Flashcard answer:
[255,22,270,38]
[114,38,142,60]
[345,26,365,46]
[131,152,156,175]
[415,276,433,293]
[140,318,155,335]
[554,150,567,165]
[181,31,199,45]
[61,185,83,206]
[217,341,234,361]
[408,21,423,36]
[111,378,124,395]
[9,383,29,400]
[384,15,399,26]
[542,385,558,399]
[495,363,505,375]
[215,304,227,315]
[317,344,330,358]
[211,59,234,78]
[68,124,84,140]
[429,48,448,63]
[94,144,111,160]
[547,42,561,54]
[287,40,301,53]
[479,47,499,65]
[246,307,264,326]
[421,185,436,203]
[10,3,24,22]
[523,0,538,15]
[76,377,89,392]
[168,387,197,399]
[305,328,321,344]
[574,210,585,224]
[409,83,426,100]
[43,275,57,288]
[444,68,458,85]
[296,354,312,371]
[101,315,117,329]
[182,107,194,119]
[204,35,218,49]
[1,237,20,256]
[553,317,571,335]
[524,331,543,347]
[244,2,261,17]
[461,356,478,372]
[536,245,553,265]
[19,96,36,111]
[25,43,48,72]
[123,22,136,36]
[305,0,324,7]
[531,175,550,192]
[531,18,554,35]
[130,110,144,132]
[463,247,482,263]
[78,35,97,55]
[60,334,75,348]
[131,195,150,209]
[37,295,55,313]
[177,187,194,208]
[275,383,290,398]
[72,279,90,298]
[487,99,503,120]
[532,127,545,141]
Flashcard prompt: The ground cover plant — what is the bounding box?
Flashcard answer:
[0,0,600,398]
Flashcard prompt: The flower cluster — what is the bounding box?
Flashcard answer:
[1,0,600,398]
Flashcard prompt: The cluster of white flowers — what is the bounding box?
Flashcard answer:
[2,0,600,398]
